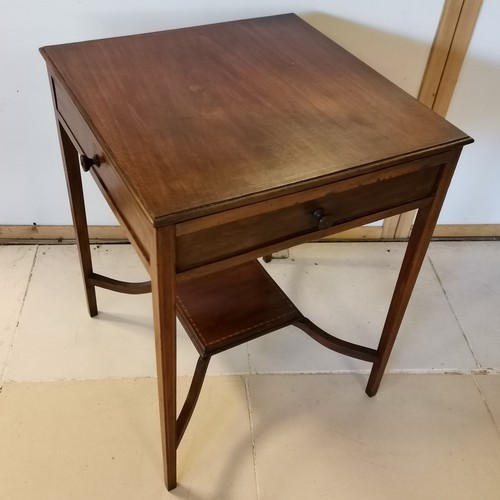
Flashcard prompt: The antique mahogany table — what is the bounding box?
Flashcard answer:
[41,14,472,490]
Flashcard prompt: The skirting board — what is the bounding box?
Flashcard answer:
[0,224,499,244]
[0,225,127,243]
[324,224,500,240]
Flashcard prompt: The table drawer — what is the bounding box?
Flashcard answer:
[176,155,446,273]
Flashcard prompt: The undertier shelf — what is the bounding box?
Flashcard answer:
[176,259,378,365]
[176,260,302,356]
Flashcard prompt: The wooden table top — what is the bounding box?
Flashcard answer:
[41,14,471,225]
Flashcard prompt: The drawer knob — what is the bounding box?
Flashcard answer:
[312,208,335,230]
[79,154,100,172]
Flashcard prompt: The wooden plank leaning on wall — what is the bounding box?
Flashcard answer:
[382,0,484,240]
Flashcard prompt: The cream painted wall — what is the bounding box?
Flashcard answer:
[0,1,444,225]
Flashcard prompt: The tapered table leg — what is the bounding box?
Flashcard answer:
[366,149,463,397]
[58,122,98,317]
[151,226,178,490]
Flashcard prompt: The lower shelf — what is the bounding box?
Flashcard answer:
[88,250,377,363]
[176,260,302,356]
[174,258,378,444]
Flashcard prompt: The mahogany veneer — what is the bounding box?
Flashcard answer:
[41,14,472,490]
[177,260,301,355]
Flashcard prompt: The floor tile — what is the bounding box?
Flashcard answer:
[0,376,257,500]
[428,241,500,370]
[249,243,476,373]
[248,374,500,500]
[3,242,494,381]
[5,245,248,382]
[0,245,37,380]
[2,241,499,499]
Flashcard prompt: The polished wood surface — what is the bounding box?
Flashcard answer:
[176,156,444,273]
[41,14,469,226]
[177,260,301,355]
[41,14,472,491]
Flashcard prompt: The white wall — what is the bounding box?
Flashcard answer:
[0,0,444,225]
[438,0,500,225]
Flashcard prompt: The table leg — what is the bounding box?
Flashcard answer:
[151,226,178,490]
[58,122,98,317]
[366,149,463,397]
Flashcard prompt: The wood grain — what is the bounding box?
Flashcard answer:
[176,158,443,272]
[41,14,474,491]
[40,14,471,226]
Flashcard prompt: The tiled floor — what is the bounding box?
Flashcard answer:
[0,241,499,499]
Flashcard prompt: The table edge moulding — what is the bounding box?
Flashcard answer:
[40,13,473,490]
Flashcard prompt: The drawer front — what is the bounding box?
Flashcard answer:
[52,76,154,266]
[176,156,445,273]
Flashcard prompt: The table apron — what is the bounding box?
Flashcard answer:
[175,154,447,276]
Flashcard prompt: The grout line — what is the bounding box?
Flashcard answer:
[428,255,482,369]
[244,375,261,500]
[0,245,39,383]
[471,373,500,439]
[246,342,254,375]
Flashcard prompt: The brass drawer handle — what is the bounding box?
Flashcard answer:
[312,208,335,230]
[80,154,100,172]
